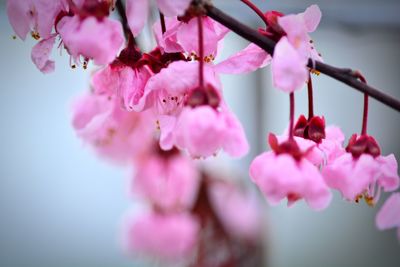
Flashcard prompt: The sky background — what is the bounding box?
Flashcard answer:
[0,0,399,266]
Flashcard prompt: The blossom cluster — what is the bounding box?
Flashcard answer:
[7,0,400,261]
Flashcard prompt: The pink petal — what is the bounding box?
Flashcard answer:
[145,61,198,96]
[272,37,308,93]
[156,0,191,17]
[6,0,31,40]
[126,0,149,37]
[119,66,153,112]
[176,17,221,56]
[322,153,380,200]
[215,43,271,74]
[31,34,56,73]
[158,115,177,150]
[303,4,322,33]
[221,107,249,157]
[125,212,199,260]
[174,106,225,158]
[91,65,121,96]
[209,182,262,241]
[153,17,183,53]
[376,193,400,230]
[35,0,64,39]
[376,154,400,192]
[133,154,200,210]
[58,16,123,65]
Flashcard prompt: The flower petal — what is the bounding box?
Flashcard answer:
[126,0,149,37]
[376,193,400,230]
[31,34,56,73]
[272,37,308,93]
[215,43,271,74]
[156,0,191,17]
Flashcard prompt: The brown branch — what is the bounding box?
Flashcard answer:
[205,4,400,112]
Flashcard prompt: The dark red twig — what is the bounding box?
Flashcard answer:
[307,73,314,119]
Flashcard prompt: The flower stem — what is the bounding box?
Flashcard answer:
[159,12,166,34]
[197,16,204,88]
[289,92,295,140]
[355,72,368,135]
[240,0,269,28]
[307,73,314,119]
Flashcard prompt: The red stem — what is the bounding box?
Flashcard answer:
[361,93,369,135]
[240,0,269,28]
[355,72,368,135]
[289,92,295,140]
[197,16,204,88]
[307,73,314,119]
[159,12,166,34]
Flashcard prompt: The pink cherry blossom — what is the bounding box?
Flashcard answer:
[31,34,57,73]
[7,0,66,40]
[57,15,124,65]
[126,0,192,37]
[322,153,400,204]
[125,212,199,260]
[376,193,400,241]
[71,93,154,163]
[250,151,332,211]
[271,5,323,92]
[209,181,262,241]
[133,152,200,211]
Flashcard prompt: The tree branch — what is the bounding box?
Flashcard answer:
[205,4,400,112]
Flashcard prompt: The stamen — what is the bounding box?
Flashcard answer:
[31,31,40,40]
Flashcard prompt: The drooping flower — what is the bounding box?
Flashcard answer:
[376,192,400,241]
[322,134,400,205]
[250,134,332,211]
[126,0,192,36]
[133,148,200,211]
[124,211,199,260]
[142,60,249,158]
[266,5,322,92]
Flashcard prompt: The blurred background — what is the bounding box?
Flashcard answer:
[0,0,399,266]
